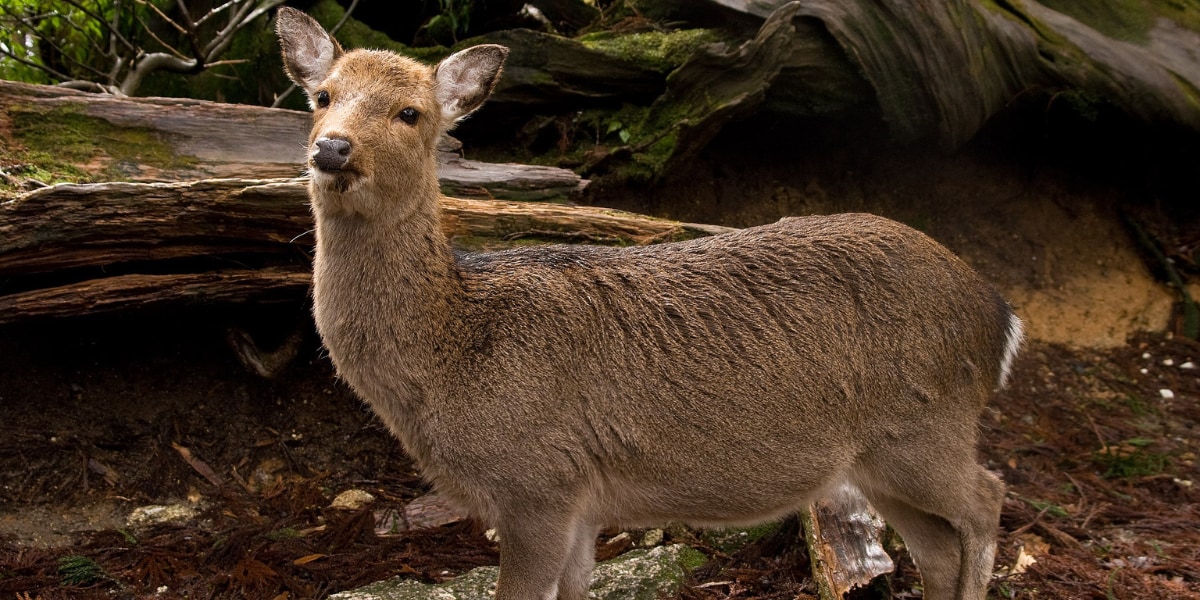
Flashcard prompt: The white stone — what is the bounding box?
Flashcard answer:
[127,503,199,528]
[330,489,376,510]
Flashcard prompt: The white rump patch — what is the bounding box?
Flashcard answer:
[998,314,1024,389]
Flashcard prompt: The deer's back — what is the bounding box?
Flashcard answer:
[424,213,1011,524]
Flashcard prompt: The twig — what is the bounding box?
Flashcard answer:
[171,441,227,490]
[1009,505,1052,537]
[58,0,138,53]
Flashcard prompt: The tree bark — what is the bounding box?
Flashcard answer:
[0,178,731,324]
[0,79,586,200]
[800,485,895,600]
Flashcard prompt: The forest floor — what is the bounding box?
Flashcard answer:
[0,307,1197,600]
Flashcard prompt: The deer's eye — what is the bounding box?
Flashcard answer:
[397,107,419,125]
[316,90,330,108]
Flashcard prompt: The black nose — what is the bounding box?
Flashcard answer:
[313,137,351,171]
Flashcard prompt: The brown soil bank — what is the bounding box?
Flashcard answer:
[582,107,1199,349]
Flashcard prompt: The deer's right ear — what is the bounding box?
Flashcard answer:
[276,7,343,94]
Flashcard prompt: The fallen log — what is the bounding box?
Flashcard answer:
[0,178,731,324]
[0,79,585,201]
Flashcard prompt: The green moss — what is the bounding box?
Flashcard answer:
[701,522,782,554]
[1032,0,1200,43]
[7,103,195,184]
[310,0,450,63]
[265,527,301,541]
[580,29,720,73]
[1092,438,1171,478]
[1036,0,1154,42]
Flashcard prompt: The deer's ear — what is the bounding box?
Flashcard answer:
[434,45,508,130]
[276,7,343,94]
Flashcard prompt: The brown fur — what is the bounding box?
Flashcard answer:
[276,8,1021,600]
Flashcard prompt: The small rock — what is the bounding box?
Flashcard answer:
[330,489,376,510]
[127,503,199,528]
[1180,361,1196,369]
[1159,389,1176,400]
[1140,368,1149,375]
[485,528,501,542]
[1162,358,1175,366]
[328,544,707,600]
[1142,352,1152,359]
[640,528,664,547]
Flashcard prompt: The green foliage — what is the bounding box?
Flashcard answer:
[0,0,152,84]
[1093,438,1170,478]
[421,0,471,45]
[1018,495,1070,518]
[309,0,447,63]
[58,555,107,586]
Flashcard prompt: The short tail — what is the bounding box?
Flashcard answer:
[997,313,1024,389]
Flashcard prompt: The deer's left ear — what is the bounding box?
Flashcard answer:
[434,45,509,130]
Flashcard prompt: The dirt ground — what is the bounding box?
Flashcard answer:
[2,115,1199,599]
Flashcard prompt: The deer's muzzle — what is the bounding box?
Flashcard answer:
[313,137,352,172]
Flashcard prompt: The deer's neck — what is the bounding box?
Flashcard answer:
[310,185,462,428]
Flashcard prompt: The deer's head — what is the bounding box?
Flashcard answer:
[276,7,507,220]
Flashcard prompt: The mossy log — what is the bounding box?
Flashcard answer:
[704,0,1200,147]
[0,178,730,324]
[0,80,585,201]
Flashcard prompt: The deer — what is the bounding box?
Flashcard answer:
[275,7,1022,600]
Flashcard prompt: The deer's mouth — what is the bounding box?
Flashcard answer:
[309,166,364,193]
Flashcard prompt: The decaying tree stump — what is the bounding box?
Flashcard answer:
[800,485,896,600]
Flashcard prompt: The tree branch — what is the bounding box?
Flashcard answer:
[58,0,138,54]
[205,0,283,62]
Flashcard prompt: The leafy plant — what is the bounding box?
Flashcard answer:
[58,555,106,586]
[419,0,471,45]
[1093,438,1169,478]
[0,0,284,95]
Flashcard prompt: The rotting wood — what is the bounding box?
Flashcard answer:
[0,268,313,323]
[705,0,1200,147]
[0,79,586,200]
[0,178,732,324]
[800,484,895,600]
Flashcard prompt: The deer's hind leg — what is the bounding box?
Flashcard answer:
[555,519,601,600]
[853,444,1004,600]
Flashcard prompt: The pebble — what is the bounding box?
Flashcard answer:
[640,528,664,547]
[1162,358,1175,366]
[1181,361,1196,369]
[1142,352,1152,359]
[1159,389,1175,400]
[329,489,376,510]
[127,504,199,528]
